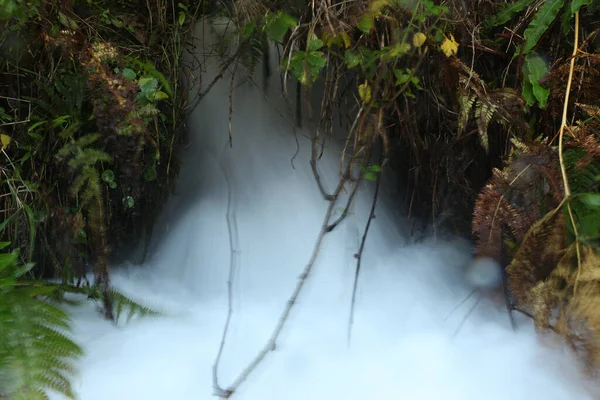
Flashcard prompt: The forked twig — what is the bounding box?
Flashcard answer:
[213,142,241,396]
[220,175,348,398]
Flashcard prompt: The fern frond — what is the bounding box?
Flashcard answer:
[56,133,101,161]
[84,285,162,323]
[457,93,475,136]
[67,148,112,170]
[475,101,497,152]
[0,251,82,400]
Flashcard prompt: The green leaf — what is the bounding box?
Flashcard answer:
[486,0,536,27]
[522,0,565,54]
[345,50,360,68]
[308,38,324,52]
[148,90,169,101]
[357,15,374,33]
[138,77,158,94]
[364,171,377,181]
[522,79,536,106]
[22,204,36,263]
[122,68,136,81]
[386,42,411,59]
[123,196,135,208]
[394,69,411,86]
[240,21,256,38]
[266,12,297,42]
[571,0,593,13]
[178,11,185,26]
[578,193,600,208]
[523,52,550,108]
[578,211,600,239]
[143,166,157,182]
[306,52,326,68]
[102,170,115,183]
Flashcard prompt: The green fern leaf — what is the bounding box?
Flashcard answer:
[486,0,537,27]
[0,251,82,400]
[458,93,476,136]
[523,0,565,54]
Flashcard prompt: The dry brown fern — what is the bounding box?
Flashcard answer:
[473,138,563,265]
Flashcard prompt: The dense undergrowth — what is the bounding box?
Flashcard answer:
[2,0,600,398]
[1,0,199,397]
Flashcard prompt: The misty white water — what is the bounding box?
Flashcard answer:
[50,20,596,400]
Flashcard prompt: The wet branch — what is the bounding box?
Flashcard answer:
[346,146,383,344]
[186,49,241,114]
[213,143,241,396]
[220,176,348,398]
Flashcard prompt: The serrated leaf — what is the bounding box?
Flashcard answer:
[522,0,565,54]
[308,38,324,52]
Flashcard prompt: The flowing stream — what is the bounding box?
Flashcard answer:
[50,20,596,400]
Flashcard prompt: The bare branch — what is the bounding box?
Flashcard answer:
[221,175,348,398]
[213,142,241,396]
[346,145,383,344]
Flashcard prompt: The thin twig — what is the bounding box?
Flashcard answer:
[451,293,482,338]
[213,142,241,396]
[221,176,348,399]
[326,177,361,232]
[228,68,236,147]
[443,288,477,322]
[186,49,241,114]
[346,147,383,345]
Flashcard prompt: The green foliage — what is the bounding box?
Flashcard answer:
[0,247,82,400]
[285,37,327,87]
[523,0,565,54]
[486,0,537,27]
[522,52,550,108]
[488,0,595,54]
[0,0,41,22]
[124,57,173,99]
[361,164,382,182]
[265,11,297,42]
[563,147,600,248]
